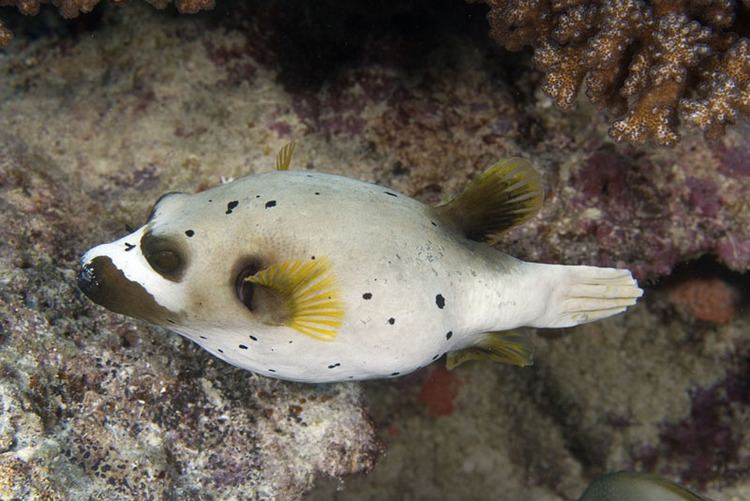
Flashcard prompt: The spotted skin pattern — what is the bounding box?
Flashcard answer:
[80,169,641,382]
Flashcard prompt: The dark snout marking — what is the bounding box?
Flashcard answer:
[79,256,176,325]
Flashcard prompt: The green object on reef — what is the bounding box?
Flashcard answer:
[579,471,711,501]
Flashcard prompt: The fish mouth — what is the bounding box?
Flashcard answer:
[77,263,100,299]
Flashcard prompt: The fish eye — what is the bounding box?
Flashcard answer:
[141,231,186,281]
[235,261,261,311]
[147,249,181,274]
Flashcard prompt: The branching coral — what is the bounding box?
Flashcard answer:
[486,0,750,145]
[0,0,214,47]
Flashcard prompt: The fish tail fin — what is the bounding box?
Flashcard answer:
[527,264,643,328]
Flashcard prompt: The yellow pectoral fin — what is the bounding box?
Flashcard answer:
[446,330,534,369]
[275,141,296,171]
[246,257,344,341]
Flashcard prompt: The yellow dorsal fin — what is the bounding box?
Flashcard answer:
[275,141,296,171]
[245,257,344,341]
[446,330,533,369]
[435,157,543,244]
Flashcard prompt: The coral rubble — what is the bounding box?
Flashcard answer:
[485,0,750,145]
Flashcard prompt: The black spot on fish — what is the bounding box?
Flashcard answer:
[185,230,194,237]
[268,369,276,373]
[446,331,453,340]
[218,349,224,353]
[199,336,207,340]
[384,191,398,197]
[167,319,176,324]
[249,335,258,341]
[432,354,440,360]
[124,243,135,252]
[431,221,437,227]
[311,256,316,260]
[265,200,277,208]
[328,363,341,369]
[226,201,239,214]
[314,192,320,195]
[208,199,213,203]
[436,294,446,309]
[256,195,260,198]
[388,317,395,325]
[362,293,372,300]
[239,344,248,350]
[391,372,400,376]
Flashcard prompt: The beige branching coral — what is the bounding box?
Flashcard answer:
[0,0,214,47]
[486,0,750,145]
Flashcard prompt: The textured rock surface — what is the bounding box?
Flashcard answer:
[0,1,749,500]
[0,133,381,500]
[0,5,383,499]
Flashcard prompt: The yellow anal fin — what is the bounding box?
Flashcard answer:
[446,331,533,370]
[275,141,296,171]
[246,257,344,341]
[435,157,543,244]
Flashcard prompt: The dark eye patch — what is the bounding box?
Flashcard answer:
[140,231,187,281]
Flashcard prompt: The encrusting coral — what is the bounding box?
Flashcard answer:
[0,0,214,46]
[485,0,750,145]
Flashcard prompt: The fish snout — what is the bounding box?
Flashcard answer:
[76,254,175,324]
[77,262,100,299]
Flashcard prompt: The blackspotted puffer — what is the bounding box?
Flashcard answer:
[79,145,642,383]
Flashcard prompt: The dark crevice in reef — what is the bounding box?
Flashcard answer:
[1,4,104,44]
[213,0,496,93]
[655,255,750,294]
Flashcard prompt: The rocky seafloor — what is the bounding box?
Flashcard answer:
[0,1,749,499]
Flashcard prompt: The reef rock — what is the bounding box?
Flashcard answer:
[0,7,383,499]
[1,2,749,500]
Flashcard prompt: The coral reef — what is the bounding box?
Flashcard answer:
[1,1,749,499]
[485,0,750,145]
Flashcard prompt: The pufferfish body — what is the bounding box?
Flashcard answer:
[79,145,642,383]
